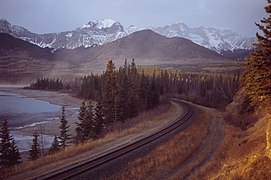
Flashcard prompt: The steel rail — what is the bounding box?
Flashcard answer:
[37,100,194,180]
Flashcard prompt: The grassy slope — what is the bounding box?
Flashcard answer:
[190,88,271,179]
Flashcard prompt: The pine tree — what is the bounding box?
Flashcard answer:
[75,101,87,143]
[29,133,41,161]
[0,119,21,167]
[76,101,96,141]
[9,139,21,165]
[0,119,12,167]
[59,106,71,148]
[49,135,60,154]
[93,100,105,136]
[146,77,160,110]
[243,1,271,108]
[127,59,140,117]
[85,102,95,139]
[139,73,150,111]
[103,60,117,124]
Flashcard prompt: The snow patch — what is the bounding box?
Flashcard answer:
[80,23,91,29]
[66,32,73,38]
[95,19,116,29]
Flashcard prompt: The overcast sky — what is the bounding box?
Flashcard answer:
[0,0,267,37]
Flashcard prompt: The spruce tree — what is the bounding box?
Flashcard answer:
[85,102,95,139]
[49,135,60,154]
[29,133,41,161]
[146,77,160,110]
[75,101,87,142]
[9,139,21,165]
[0,119,21,167]
[128,59,140,117]
[103,60,117,124]
[243,0,271,108]
[59,106,71,148]
[93,100,105,136]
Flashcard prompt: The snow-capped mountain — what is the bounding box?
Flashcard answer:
[0,18,255,54]
[0,18,138,50]
[151,23,256,53]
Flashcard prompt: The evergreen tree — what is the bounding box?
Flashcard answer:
[29,133,41,161]
[103,60,117,124]
[0,119,12,167]
[49,135,60,154]
[9,139,21,165]
[93,100,105,136]
[139,73,150,111]
[146,77,160,110]
[85,102,95,139]
[0,119,21,167]
[76,102,96,141]
[75,101,87,142]
[59,106,71,148]
[128,59,140,117]
[243,1,271,108]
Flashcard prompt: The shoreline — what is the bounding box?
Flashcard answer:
[0,85,82,108]
[0,85,83,153]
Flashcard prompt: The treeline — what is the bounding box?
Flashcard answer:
[79,63,240,109]
[144,67,240,108]
[29,78,66,91]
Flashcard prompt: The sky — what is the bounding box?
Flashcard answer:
[0,0,268,37]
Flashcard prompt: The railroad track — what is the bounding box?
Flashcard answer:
[36,100,195,180]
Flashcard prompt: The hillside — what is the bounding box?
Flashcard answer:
[0,33,55,83]
[0,33,53,59]
[201,87,271,179]
[54,30,228,66]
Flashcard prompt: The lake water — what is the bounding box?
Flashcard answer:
[0,91,61,152]
[0,92,60,114]
[0,91,61,128]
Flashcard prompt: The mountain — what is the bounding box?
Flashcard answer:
[0,18,141,50]
[0,18,254,59]
[0,33,53,59]
[0,30,231,82]
[0,33,55,83]
[54,29,227,66]
[151,23,256,55]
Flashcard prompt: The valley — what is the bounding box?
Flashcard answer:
[0,1,270,179]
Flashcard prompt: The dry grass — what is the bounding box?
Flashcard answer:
[1,100,180,180]
[189,111,271,180]
[108,108,209,179]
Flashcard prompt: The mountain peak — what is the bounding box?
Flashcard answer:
[95,19,117,29]
[0,18,9,23]
[80,19,118,29]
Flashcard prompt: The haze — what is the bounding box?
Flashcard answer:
[0,0,267,37]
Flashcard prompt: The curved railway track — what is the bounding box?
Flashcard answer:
[36,100,195,180]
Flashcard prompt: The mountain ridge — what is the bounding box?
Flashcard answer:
[0,30,232,82]
[0,18,255,58]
